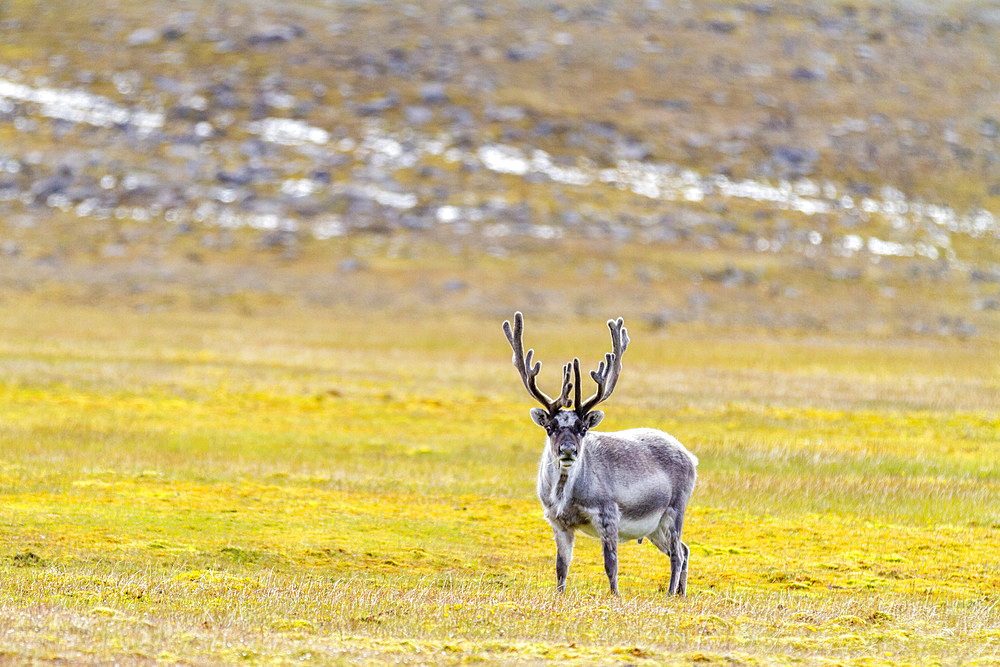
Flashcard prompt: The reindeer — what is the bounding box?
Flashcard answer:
[502,312,697,596]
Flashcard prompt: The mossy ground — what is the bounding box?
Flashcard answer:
[3,0,1000,661]
[1,294,998,664]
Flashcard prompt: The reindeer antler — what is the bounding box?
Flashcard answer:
[502,312,572,415]
[576,317,629,416]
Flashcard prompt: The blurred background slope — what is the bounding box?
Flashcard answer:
[1,0,999,336]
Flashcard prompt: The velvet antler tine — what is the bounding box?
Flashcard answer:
[557,362,574,410]
[502,312,564,414]
[579,317,629,415]
[572,358,582,412]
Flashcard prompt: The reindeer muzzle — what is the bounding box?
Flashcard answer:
[558,442,577,467]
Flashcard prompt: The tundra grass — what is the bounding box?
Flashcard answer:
[1,298,999,664]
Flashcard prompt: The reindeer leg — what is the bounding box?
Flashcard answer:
[667,538,684,595]
[678,541,690,597]
[649,529,687,596]
[553,527,575,593]
[650,508,689,597]
[647,532,676,593]
[595,508,620,597]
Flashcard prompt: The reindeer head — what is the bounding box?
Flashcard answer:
[502,312,629,469]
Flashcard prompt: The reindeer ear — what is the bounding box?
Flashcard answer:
[584,410,604,429]
[530,408,550,428]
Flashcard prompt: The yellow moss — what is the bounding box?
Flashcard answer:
[0,294,998,664]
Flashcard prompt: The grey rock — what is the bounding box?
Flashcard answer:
[355,94,399,116]
[154,75,183,93]
[617,137,652,160]
[968,267,1000,283]
[954,318,978,338]
[642,310,687,329]
[704,266,756,288]
[789,66,820,81]
[403,106,434,125]
[248,25,304,46]
[167,104,209,122]
[501,127,525,142]
[770,145,819,178]
[505,46,535,62]
[970,8,1000,25]
[531,120,564,138]
[419,83,449,105]
[257,230,297,249]
[485,105,526,122]
[584,121,619,141]
[122,172,159,194]
[979,117,1000,138]
[847,181,873,196]
[239,139,270,159]
[974,296,1000,310]
[31,166,74,202]
[126,28,159,47]
[706,20,738,34]
[401,213,433,230]
[684,133,711,149]
[613,55,637,70]
[443,106,475,128]
[64,185,102,201]
[161,26,186,41]
[244,198,286,217]
[216,168,254,187]
[652,98,691,111]
[561,210,582,226]
[292,197,323,217]
[0,241,21,256]
[386,48,411,76]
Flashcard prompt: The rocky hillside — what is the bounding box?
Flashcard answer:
[1,0,998,335]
